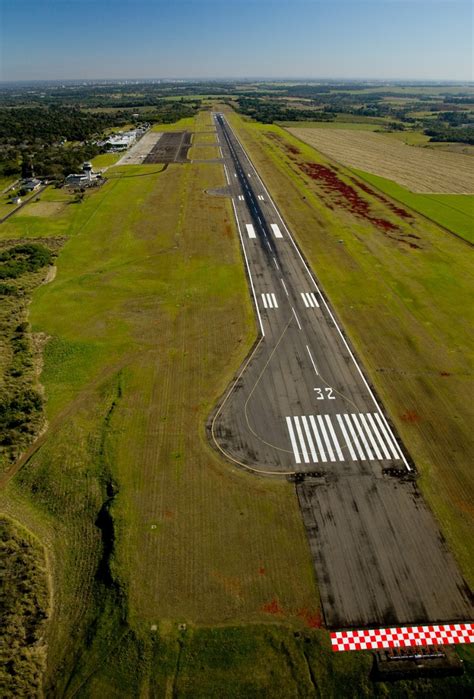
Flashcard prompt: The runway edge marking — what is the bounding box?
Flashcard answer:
[221,114,411,472]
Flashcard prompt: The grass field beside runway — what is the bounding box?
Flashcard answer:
[188,144,220,160]
[0,110,320,692]
[226,109,474,588]
[352,169,474,243]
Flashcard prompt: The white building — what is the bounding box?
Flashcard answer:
[65,162,100,188]
[104,129,138,151]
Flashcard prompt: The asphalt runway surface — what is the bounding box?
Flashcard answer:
[144,131,191,163]
[210,112,473,629]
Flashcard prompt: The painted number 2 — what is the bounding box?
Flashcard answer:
[314,387,335,400]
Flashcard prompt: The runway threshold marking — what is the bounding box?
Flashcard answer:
[301,292,320,308]
[331,623,474,652]
[286,413,402,465]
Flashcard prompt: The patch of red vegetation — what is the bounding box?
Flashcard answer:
[393,237,421,250]
[350,177,413,220]
[258,567,266,576]
[163,510,174,519]
[299,162,398,233]
[297,608,323,629]
[286,144,301,156]
[262,598,284,615]
[400,411,422,423]
[440,371,451,377]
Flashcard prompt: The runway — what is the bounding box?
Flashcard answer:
[210,112,473,629]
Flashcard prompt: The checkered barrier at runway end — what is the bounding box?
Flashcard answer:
[330,623,474,651]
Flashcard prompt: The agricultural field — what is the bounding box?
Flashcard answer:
[353,169,474,244]
[226,109,474,591]
[287,127,474,193]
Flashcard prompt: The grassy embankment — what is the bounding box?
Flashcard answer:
[226,110,474,590]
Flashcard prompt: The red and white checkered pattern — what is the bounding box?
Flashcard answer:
[330,623,474,652]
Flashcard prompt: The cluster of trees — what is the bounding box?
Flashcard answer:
[0,106,122,143]
[425,126,474,144]
[236,97,334,124]
[0,244,53,280]
[0,98,201,178]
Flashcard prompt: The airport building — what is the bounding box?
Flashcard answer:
[65,162,100,188]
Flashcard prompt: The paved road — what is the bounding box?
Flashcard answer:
[211,112,473,628]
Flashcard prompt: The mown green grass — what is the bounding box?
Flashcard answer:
[353,169,474,243]
[151,116,196,132]
[91,152,121,169]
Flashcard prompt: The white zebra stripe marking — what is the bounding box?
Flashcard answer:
[294,416,310,463]
[261,293,278,309]
[366,413,391,459]
[286,413,404,465]
[301,292,319,308]
[343,414,366,460]
[309,415,327,462]
[317,415,336,462]
[325,414,344,461]
[286,417,301,464]
[336,414,358,461]
[373,413,401,459]
[301,416,318,462]
[350,414,374,460]
[359,413,382,460]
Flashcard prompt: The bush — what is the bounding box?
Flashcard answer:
[0,244,52,280]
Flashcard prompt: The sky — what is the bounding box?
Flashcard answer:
[0,0,472,82]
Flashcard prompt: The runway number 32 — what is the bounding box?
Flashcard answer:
[314,387,335,400]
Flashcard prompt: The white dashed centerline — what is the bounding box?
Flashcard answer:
[291,307,302,330]
[306,345,319,376]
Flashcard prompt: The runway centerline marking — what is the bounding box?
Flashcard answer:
[273,257,280,270]
[306,345,319,376]
[280,278,289,296]
[291,307,302,330]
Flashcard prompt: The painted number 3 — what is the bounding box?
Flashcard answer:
[314,387,335,400]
